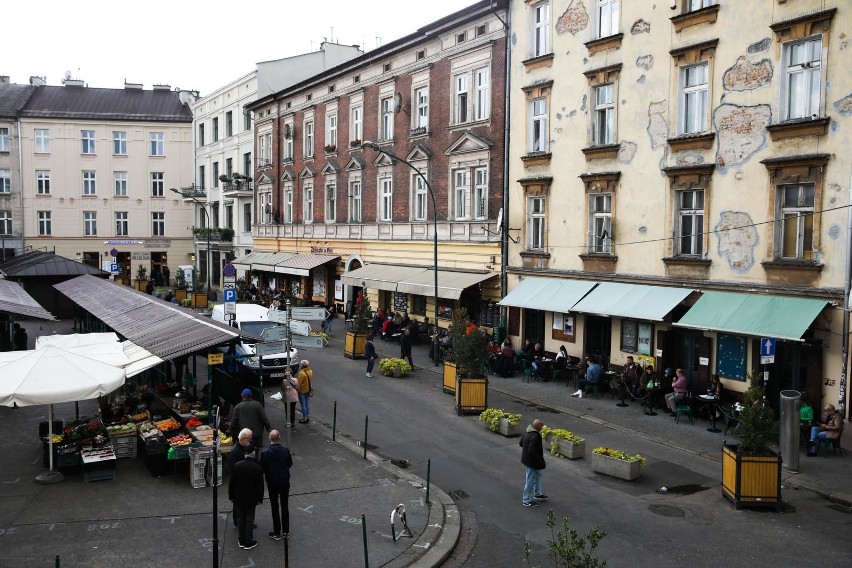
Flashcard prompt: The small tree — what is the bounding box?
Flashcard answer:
[135,264,148,281]
[449,307,489,378]
[353,292,373,333]
[235,277,250,301]
[175,269,187,290]
[524,510,607,568]
[734,371,778,455]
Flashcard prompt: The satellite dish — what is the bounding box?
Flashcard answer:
[284,124,292,139]
[64,70,72,80]
[394,92,402,113]
[496,207,503,232]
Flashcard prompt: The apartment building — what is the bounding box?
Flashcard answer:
[242,0,507,328]
[504,1,851,413]
[0,77,34,260]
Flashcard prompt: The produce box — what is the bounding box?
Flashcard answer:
[111,436,138,459]
[106,423,137,439]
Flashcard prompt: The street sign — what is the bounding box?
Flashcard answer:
[289,320,312,337]
[110,263,119,274]
[224,302,236,316]
[207,353,224,365]
[223,275,236,286]
[255,340,288,356]
[291,307,330,321]
[291,335,326,349]
[223,263,236,277]
[223,288,237,303]
[267,310,289,324]
[261,326,288,341]
[760,337,776,364]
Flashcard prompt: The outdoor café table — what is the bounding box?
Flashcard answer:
[643,385,662,416]
[607,374,631,407]
[697,394,721,433]
[537,358,554,381]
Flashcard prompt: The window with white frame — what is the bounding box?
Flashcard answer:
[303,182,314,223]
[213,117,219,142]
[113,131,127,155]
[0,210,11,235]
[259,192,271,224]
[380,97,394,141]
[454,170,469,220]
[35,129,50,153]
[778,183,815,260]
[349,179,362,222]
[244,110,252,131]
[226,111,233,137]
[198,165,206,190]
[0,169,9,193]
[38,211,51,235]
[304,120,314,157]
[0,127,8,152]
[84,211,97,236]
[151,172,164,197]
[686,0,713,11]
[529,98,548,152]
[595,0,619,39]
[284,127,294,160]
[198,124,205,147]
[213,162,219,187]
[676,189,704,256]
[115,212,128,236]
[679,63,708,134]
[81,130,96,154]
[150,132,164,156]
[528,196,545,250]
[225,204,233,229]
[414,87,429,129]
[243,203,252,230]
[413,174,427,221]
[592,83,615,145]
[284,186,293,223]
[351,105,363,142]
[380,178,393,221]
[83,171,97,195]
[474,167,487,220]
[258,134,267,166]
[152,212,165,236]
[454,74,469,123]
[474,68,490,121]
[326,182,336,222]
[783,37,822,120]
[327,113,337,148]
[589,194,612,253]
[532,1,551,57]
[114,172,128,196]
[36,170,50,195]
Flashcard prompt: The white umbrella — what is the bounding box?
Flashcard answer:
[36,333,130,367]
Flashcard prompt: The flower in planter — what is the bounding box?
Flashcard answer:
[479,408,523,432]
[592,447,646,466]
[541,426,583,456]
[447,308,489,378]
[350,139,362,148]
[379,358,412,377]
[324,144,337,153]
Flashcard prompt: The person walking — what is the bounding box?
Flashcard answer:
[520,418,547,507]
[229,389,272,448]
[296,360,313,423]
[261,430,293,540]
[282,372,299,428]
[162,265,171,287]
[321,308,334,334]
[13,323,27,351]
[400,328,414,367]
[365,334,378,378]
[229,448,264,550]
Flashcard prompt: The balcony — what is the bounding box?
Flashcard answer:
[176,185,207,201]
[221,181,254,197]
[253,219,501,244]
[193,227,234,246]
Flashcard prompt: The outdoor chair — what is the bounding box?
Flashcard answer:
[822,427,844,457]
[583,382,601,399]
[674,392,694,424]
[520,359,535,383]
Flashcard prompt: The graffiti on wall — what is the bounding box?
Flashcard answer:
[722,56,773,91]
[715,211,759,273]
[556,0,588,35]
[714,104,771,171]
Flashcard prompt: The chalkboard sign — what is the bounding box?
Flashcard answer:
[479,300,497,327]
[394,292,408,312]
[717,333,746,380]
[620,320,638,353]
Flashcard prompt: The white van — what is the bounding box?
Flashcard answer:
[211,303,299,375]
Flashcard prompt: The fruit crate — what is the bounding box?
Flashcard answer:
[189,447,222,488]
[111,436,138,459]
[170,441,202,461]
[83,468,117,482]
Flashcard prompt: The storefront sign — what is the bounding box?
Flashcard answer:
[638,323,652,356]
[311,246,334,254]
[144,239,172,248]
[104,240,144,246]
[334,277,343,301]
[207,353,224,365]
[131,252,151,261]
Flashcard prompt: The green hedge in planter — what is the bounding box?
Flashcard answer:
[479,408,522,432]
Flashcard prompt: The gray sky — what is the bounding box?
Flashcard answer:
[5,0,474,95]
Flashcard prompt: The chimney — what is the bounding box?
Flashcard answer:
[152,84,171,91]
[29,76,46,86]
[124,82,143,90]
[0,76,10,85]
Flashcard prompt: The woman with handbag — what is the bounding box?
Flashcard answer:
[296,360,313,424]
[282,373,299,428]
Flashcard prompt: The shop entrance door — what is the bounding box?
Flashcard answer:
[116,252,131,285]
[656,329,711,391]
[584,315,612,367]
[754,339,822,412]
[522,308,545,346]
[151,252,167,286]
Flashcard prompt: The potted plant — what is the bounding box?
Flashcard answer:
[591,447,646,480]
[191,281,209,309]
[175,269,188,302]
[324,144,337,153]
[541,426,586,460]
[350,139,362,148]
[479,408,523,437]
[344,292,372,359]
[134,264,149,291]
[380,358,412,378]
[447,308,489,415]
[721,372,782,510]
[219,174,232,184]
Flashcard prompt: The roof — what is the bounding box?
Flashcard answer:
[571,282,694,322]
[0,83,35,118]
[0,279,57,320]
[53,275,249,360]
[20,85,193,123]
[341,264,496,300]
[232,252,338,277]
[0,251,108,278]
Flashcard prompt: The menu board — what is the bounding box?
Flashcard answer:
[394,292,408,312]
[479,300,497,327]
[621,320,638,353]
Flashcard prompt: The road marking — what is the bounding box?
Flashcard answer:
[330,456,345,462]
[299,504,314,514]
[161,516,181,524]
[413,543,430,549]
[1,478,20,484]
[41,523,65,531]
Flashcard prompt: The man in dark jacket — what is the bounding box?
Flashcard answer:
[229,389,272,448]
[261,430,293,540]
[365,334,377,378]
[520,419,547,507]
[400,328,413,367]
[229,448,264,550]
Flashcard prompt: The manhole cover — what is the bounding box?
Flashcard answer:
[448,489,471,501]
[648,504,685,518]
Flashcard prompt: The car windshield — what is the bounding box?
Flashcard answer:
[240,321,279,337]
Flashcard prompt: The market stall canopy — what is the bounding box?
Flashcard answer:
[674,291,830,342]
[231,251,339,276]
[0,279,57,320]
[341,264,495,300]
[571,282,694,322]
[498,277,596,313]
[0,251,108,279]
[35,332,164,377]
[0,345,126,407]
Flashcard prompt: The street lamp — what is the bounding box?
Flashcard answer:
[171,187,217,301]
[361,141,440,367]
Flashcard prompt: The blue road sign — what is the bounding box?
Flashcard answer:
[110,263,120,274]
[223,263,236,277]
[223,288,237,303]
[761,338,776,357]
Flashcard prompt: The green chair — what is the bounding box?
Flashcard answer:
[583,382,601,399]
[675,395,694,424]
[520,359,535,383]
[821,427,844,457]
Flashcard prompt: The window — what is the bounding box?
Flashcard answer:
[35,129,50,153]
[213,162,219,187]
[474,68,490,121]
[351,105,363,142]
[383,63,391,73]
[529,98,548,152]
[36,170,50,195]
[380,97,394,141]
[779,184,815,260]
[225,158,233,177]
[0,210,11,235]
[115,212,128,236]
[325,182,336,222]
[38,211,51,235]
[595,0,619,39]
[676,189,704,255]
[150,132,164,156]
[225,204,233,230]
[81,130,96,154]
[198,165,206,190]
[284,187,293,223]
[474,167,487,220]
[226,111,233,137]
[0,169,9,193]
[414,87,429,129]
[416,49,426,60]
[589,194,612,253]
[457,32,466,44]
[303,183,314,223]
[82,171,97,195]
[243,110,252,131]
[259,193,270,225]
[284,128,293,161]
[687,0,713,11]
[113,131,127,155]
[476,24,487,37]
[528,196,545,250]
[152,212,165,236]
[243,152,251,177]
[783,37,822,120]
[531,1,551,57]
[454,74,469,123]
[380,178,393,221]
[304,120,314,157]
[114,172,128,196]
[212,117,219,142]
[243,203,252,230]
[349,180,362,222]
[151,172,164,197]
[592,84,615,145]
[198,124,205,147]
[454,170,468,220]
[84,211,97,236]
[413,175,427,221]
[0,127,8,152]
[679,63,708,134]
[327,113,337,147]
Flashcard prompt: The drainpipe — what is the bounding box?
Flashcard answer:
[17,117,25,255]
[841,170,852,419]
[500,0,512,302]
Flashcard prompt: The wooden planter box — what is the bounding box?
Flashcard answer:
[134,280,148,291]
[483,418,522,437]
[175,289,188,302]
[344,331,367,359]
[721,444,782,510]
[546,436,585,460]
[591,452,642,480]
[191,292,208,309]
[442,361,457,394]
[456,376,488,415]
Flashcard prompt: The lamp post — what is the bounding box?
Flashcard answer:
[361,141,440,367]
[171,188,217,301]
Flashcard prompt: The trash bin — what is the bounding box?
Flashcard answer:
[780,390,801,472]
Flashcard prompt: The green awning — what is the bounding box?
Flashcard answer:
[675,291,829,341]
[498,277,596,313]
[571,282,693,321]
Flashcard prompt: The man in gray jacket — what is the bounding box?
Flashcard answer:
[229,388,271,448]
